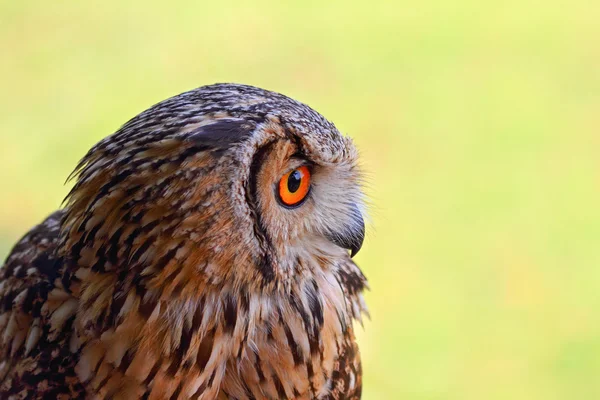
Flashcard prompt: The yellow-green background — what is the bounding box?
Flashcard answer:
[1,1,599,399]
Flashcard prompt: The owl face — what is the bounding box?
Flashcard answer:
[63,83,365,290]
[246,131,364,276]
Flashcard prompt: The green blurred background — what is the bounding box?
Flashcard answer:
[1,1,599,399]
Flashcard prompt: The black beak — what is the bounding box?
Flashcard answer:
[327,205,365,258]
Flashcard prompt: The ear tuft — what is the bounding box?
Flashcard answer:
[187,119,256,149]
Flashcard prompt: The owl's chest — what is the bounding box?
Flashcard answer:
[220,287,349,399]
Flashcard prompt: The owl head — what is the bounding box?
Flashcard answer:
[61,83,366,296]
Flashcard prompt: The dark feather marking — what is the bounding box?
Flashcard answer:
[246,140,277,282]
[143,362,161,385]
[138,297,158,320]
[109,292,127,326]
[121,227,142,262]
[255,353,266,384]
[223,295,237,334]
[173,144,210,163]
[283,321,303,366]
[107,226,124,265]
[290,292,311,331]
[272,372,288,399]
[187,118,256,149]
[191,382,208,399]
[307,279,324,327]
[177,324,194,370]
[129,237,154,265]
[141,219,160,233]
[31,253,60,282]
[169,383,183,400]
[196,330,214,371]
[118,349,135,374]
[207,369,217,387]
[153,245,181,272]
[192,297,206,332]
[336,266,367,296]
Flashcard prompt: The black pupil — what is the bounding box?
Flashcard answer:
[287,170,302,193]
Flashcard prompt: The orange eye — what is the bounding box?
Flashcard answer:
[278,165,311,207]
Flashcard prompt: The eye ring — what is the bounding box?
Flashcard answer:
[278,165,311,207]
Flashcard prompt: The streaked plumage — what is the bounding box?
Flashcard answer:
[0,83,369,399]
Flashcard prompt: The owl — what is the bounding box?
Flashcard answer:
[0,83,369,400]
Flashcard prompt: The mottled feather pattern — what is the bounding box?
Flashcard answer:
[0,83,369,399]
[0,211,86,399]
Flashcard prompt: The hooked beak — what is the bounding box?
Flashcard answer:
[327,204,365,258]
